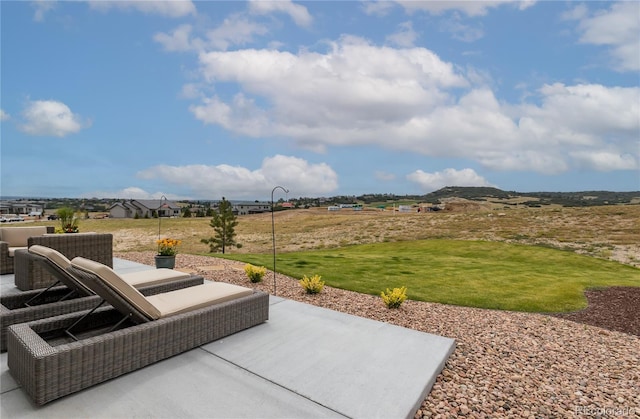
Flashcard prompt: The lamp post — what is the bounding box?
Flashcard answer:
[157,195,167,253]
[271,186,289,295]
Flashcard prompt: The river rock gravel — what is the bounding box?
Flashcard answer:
[117,252,640,419]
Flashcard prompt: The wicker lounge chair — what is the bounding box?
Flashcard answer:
[15,233,113,290]
[0,246,204,351]
[7,257,269,405]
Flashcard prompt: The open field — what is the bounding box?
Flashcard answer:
[28,204,640,266]
[221,240,640,312]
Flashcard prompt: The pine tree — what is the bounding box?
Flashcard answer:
[201,197,241,254]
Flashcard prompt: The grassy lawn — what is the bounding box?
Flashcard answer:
[219,240,640,313]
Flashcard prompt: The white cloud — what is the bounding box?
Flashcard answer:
[136,155,338,198]
[31,0,56,22]
[570,150,637,172]
[386,21,418,47]
[248,0,313,27]
[362,1,396,17]
[154,16,268,52]
[19,100,89,137]
[88,0,196,18]
[83,187,180,200]
[566,2,640,72]
[407,168,494,192]
[191,36,467,144]
[205,14,269,51]
[395,0,535,17]
[186,37,637,175]
[0,109,10,121]
[153,24,203,52]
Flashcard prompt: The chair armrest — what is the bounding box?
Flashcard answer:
[28,234,113,267]
[0,241,11,274]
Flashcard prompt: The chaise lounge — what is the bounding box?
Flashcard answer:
[7,257,269,405]
[0,245,204,351]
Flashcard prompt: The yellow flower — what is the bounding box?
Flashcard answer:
[157,238,181,256]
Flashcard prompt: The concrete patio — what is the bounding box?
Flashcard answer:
[1,258,456,418]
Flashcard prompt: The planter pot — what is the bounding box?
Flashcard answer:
[154,255,176,269]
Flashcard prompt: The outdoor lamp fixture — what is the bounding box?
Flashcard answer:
[157,195,167,253]
[271,186,289,295]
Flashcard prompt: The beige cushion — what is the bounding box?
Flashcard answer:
[146,282,254,318]
[0,226,48,247]
[121,269,191,287]
[70,258,253,321]
[71,257,161,320]
[8,246,27,257]
[29,245,94,295]
[29,244,72,269]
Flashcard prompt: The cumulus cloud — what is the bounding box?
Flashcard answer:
[395,0,536,17]
[185,36,638,175]
[88,0,196,17]
[407,168,494,192]
[565,2,640,72]
[569,150,637,172]
[386,21,418,47]
[19,100,90,137]
[136,155,338,198]
[154,15,268,52]
[0,109,9,121]
[153,24,203,52]
[205,14,269,51]
[248,0,313,27]
[83,187,180,200]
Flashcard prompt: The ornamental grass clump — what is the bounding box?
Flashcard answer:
[381,286,407,309]
[157,238,181,256]
[299,274,325,294]
[244,264,266,283]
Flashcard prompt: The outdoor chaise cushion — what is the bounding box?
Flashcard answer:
[70,257,254,321]
[29,245,193,292]
[1,226,49,256]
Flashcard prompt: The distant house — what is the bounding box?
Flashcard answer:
[0,200,44,216]
[108,199,181,219]
[231,201,271,215]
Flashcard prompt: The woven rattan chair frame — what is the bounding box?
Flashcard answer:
[7,290,269,405]
[0,274,204,352]
[0,227,55,274]
[14,233,113,290]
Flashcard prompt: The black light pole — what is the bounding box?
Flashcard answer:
[157,195,167,253]
[271,186,289,295]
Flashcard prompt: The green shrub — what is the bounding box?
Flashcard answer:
[244,264,266,283]
[381,286,407,309]
[299,274,325,294]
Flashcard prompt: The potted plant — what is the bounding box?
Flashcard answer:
[155,238,181,269]
[56,207,79,233]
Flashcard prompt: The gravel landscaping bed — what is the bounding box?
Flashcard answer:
[118,252,640,418]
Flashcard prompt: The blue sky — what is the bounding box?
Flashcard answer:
[1,1,638,200]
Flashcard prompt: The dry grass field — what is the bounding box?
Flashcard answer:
[44,204,640,267]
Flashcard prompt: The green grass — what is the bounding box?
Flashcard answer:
[218,240,639,313]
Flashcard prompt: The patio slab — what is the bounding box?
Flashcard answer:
[1,258,455,418]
